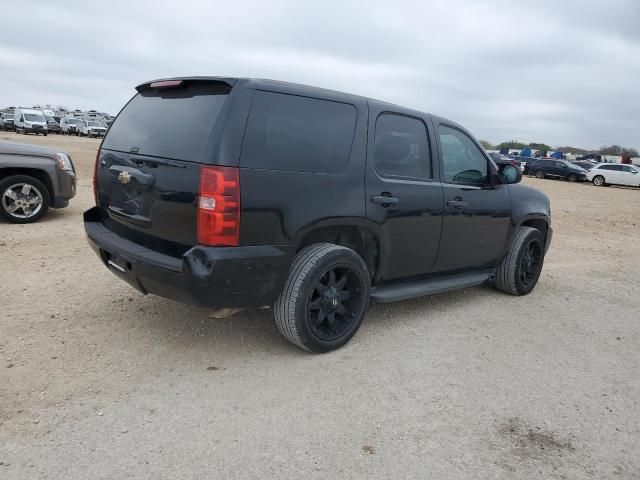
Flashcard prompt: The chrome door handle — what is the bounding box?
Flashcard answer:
[371,195,399,206]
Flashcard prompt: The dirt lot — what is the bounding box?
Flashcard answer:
[1,131,639,479]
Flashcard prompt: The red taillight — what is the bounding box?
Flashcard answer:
[93,149,100,205]
[197,165,240,246]
[149,80,184,89]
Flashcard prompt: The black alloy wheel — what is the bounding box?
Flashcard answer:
[518,239,543,290]
[274,243,371,352]
[307,265,366,342]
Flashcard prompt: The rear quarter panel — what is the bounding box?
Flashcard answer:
[238,89,368,246]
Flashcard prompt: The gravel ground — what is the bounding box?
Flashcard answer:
[1,132,639,479]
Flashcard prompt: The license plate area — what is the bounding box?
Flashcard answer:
[101,250,133,273]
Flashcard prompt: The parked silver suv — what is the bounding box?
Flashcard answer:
[0,140,76,223]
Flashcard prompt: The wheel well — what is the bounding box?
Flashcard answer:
[0,168,54,200]
[297,226,379,279]
[521,219,548,239]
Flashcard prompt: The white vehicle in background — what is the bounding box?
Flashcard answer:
[77,119,107,138]
[60,117,81,135]
[14,108,48,135]
[587,163,640,188]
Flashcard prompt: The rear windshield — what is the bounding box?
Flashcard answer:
[103,83,229,162]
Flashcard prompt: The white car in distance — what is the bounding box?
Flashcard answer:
[78,120,107,138]
[586,163,640,188]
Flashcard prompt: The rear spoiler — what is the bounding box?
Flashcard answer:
[136,77,237,92]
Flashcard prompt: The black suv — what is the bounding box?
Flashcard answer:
[529,159,587,182]
[84,77,552,352]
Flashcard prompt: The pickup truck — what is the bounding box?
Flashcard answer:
[0,140,77,223]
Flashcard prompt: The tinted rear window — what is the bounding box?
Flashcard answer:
[240,91,356,173]
[103,84,229,162]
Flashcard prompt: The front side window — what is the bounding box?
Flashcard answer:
[439,125,488,185]
[373,113,431,179]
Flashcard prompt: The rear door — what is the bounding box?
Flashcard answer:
[365,111,443,281]
[432,123,511,273]
[96,80,232,255]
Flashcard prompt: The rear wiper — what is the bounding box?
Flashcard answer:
[131,157,186,169]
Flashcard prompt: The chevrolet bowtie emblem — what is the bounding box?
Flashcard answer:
[118,170,131,185]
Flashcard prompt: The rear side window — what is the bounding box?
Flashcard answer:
[374,113,431,179]
[240,91,356,173]
[103,83,230,162]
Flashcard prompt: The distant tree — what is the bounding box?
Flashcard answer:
[527,142,552,153]
[495,140,526,150]
[555,146,589,155]
[598,145,638,157]
[479,140,494,150]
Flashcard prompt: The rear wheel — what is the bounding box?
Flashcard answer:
[592,175,605,187]
[535,170,545,179]
[0,175,50,224]
[494,226,545,296]
[274,243,370,353]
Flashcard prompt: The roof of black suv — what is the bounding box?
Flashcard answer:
[136,76,462,129]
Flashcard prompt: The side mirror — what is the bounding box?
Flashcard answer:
[499,164,522,184]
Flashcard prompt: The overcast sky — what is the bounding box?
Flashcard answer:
[1,0,638,150]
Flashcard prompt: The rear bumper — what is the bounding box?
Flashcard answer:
[83,207,295,308]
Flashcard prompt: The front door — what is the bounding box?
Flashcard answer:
[365,112,444,281]
[620,165,639,186]
[432,124,511,273]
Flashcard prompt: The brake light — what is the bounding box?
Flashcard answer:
[93,149,100,205]
[149,80,183,89]
[197,165,240,246]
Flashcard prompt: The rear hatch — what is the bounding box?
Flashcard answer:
[96,79,232,257]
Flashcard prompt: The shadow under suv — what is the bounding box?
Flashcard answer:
[84,77,552,352]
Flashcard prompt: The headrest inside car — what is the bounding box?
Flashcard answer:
[375,134,410,161]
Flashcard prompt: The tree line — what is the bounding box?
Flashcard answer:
[479,140,638,157]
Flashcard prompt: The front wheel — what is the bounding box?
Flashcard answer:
[592,175,605,187]
[568,173,577,182]
[493,226,545,296]
[0,175,50,224]
[274,243,371,353]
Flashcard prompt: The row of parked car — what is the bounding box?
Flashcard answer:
[0,108,110,138]
[490,153,640,188]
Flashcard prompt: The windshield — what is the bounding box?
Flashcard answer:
[24,113,45,122]
[87,122,100,127]
[67,118,78,124]
[570,163,586,172]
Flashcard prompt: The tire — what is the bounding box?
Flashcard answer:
[0,175,51,224]
[568,173,577,182]
[274,243,371,353]
[535,170,545,179]
[592,175,605,187]
[493,226,545,296]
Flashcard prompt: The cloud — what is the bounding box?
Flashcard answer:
[1,0,638,150]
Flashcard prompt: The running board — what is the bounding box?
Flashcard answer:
[370,271,493,303]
